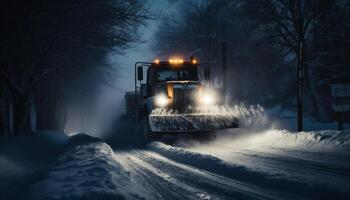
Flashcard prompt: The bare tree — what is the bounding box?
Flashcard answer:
[245,0,335,122]
[154,0,350,123]
[0,0,150,134]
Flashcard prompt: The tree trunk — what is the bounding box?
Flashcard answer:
[36,97,56,130]
[12,94,31,133]
[36,94,66,131]
[2,93,13,135]
[36,96,48,130]
[0,97,5,135]
[304,64,329,121]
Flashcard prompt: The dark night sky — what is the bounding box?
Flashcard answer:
[111,0,173,91]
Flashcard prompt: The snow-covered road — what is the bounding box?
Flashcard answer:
[115,149,295,200]
[114,129,350,200]
[184,129,350,194]
[30,129,350,200]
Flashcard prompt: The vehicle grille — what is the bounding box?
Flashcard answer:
[172,88,195,108]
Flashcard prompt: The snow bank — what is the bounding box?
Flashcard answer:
[246,129,350,152]
[30,134,140,200]
[149,142,264,183]
[188,128,350,153]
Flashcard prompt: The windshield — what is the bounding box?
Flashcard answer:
[156,68,198,82]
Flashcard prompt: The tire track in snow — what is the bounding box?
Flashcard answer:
[187,145,350,194]
[139,151,297,200]
[115,150,214,200]
[148,142,349,199]
[114,149,303,200]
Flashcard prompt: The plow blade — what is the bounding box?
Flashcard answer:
[149,113,239,133]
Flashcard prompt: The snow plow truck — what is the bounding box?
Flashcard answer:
[124,57,239,142]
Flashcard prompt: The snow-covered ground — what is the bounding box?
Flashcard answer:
[0,131,69,200]
[179,129,350,194]
[2,105,349,199]
[22,128,350,200]
[30,138,136,200]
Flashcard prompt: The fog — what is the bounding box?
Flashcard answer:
[60,1,172,137]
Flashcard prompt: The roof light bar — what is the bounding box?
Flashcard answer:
[169,59,184,64]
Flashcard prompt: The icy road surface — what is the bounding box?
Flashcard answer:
[30,129,350,200]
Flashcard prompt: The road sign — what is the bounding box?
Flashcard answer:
[331,84,350,97]
[332,103,350,112]
[331,84,350,130]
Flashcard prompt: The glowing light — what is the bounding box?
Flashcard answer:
[154,59,160,64]
[169,58,184,64]
[155,94,169,107]
[192,59,197,64]
[197,89,217,106]
[202,94,215,105]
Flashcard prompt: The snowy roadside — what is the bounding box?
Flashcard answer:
[0,131,69,200]
[1,132,139,200]
[29,134,143,200]
[2,126,349,199]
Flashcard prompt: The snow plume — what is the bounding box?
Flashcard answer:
[226,104,268,127]
[150,104,268,131]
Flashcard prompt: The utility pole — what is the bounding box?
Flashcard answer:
[297,19,303,132]
[217,7,228,103]
[222,42,227,101]
[297,0,305,132]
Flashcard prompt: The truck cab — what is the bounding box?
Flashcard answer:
[139,58,216,112]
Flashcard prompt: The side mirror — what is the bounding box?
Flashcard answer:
[204,67,210,81]
[137,66,143,81]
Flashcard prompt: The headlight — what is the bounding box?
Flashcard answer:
[198,90,216,106]
[155,94,169,107]
[202,93,215,105]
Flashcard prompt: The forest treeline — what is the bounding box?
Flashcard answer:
[0,0,150,135]
[1,0,349,135]
[153,0,350,121]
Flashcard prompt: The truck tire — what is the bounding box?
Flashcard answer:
[143,116,160,143]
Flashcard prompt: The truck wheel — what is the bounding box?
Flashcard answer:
[143,117,160,143]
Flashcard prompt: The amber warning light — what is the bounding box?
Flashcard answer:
[153,57,197,64]
[169,58,184,64]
